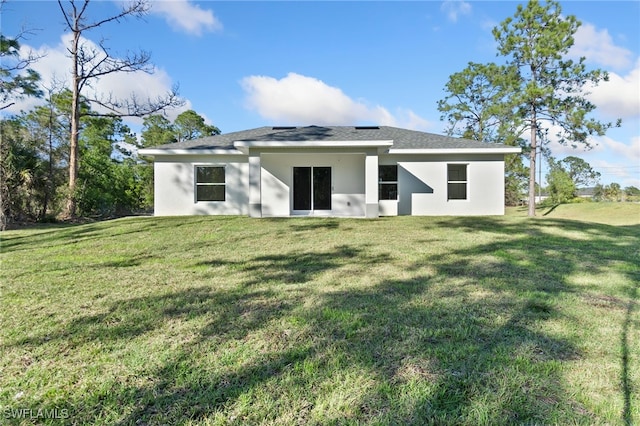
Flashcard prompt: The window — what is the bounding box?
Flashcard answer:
[379,165,398,200]
[447,164,467,200]
[195,166,225,202]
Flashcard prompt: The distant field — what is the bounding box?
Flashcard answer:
[508,202,640,226]
[1,208,638,425]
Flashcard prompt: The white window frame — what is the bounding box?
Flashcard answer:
[194,165,226,202]
[447,163,468,201]
[378,165,398,201]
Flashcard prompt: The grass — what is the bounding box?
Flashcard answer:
[507,201,640,226]
[1,205,638,425]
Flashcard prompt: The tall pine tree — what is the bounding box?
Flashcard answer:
[439,0,619,216]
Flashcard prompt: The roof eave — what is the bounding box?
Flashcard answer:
[138,145,521,157]
[138,148,244,156]
[386,147,522,154]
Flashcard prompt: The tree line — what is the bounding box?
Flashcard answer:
[1,87,219,226]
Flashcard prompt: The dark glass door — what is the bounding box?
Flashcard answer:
[293,167,311,210]
[312,167,331,210]
[293,166,331,211]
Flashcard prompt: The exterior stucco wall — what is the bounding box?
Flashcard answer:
[153,155,249,216]
[380,154,506,216]
[260,151,366,217]
[150,152,507,217]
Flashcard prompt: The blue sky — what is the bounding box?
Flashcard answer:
[3,1,639,187]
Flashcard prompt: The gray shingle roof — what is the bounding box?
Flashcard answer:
[149,125,511,151]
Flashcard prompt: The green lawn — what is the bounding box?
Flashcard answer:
[1,208,638,425]
[508,202,640,226]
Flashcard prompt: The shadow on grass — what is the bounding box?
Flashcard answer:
[9,285,295,349]
[289,218,341,232]
[121,345,314,422]
[428,216,639,423]
[3,217,638,424]
[196,244,389,286]
[0,216,219,253]
[542,203,561,216]
[622,279,639,426]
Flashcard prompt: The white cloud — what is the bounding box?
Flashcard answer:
[402,109,432,131]
[570,23,633,70]
[542,119,638,156]
[150,0,222,36]
[598,134,640,163]
[568,22,639,122]
[440,1,471,23]
[8,34,187,124]
[587,58,640,120]
[240,72,431,130]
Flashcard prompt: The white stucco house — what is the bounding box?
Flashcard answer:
[139,125,521,218]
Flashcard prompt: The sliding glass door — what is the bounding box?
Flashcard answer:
[293,166,331,211]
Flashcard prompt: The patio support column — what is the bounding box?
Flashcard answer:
[248,151,262,217]
[364,151,379,218]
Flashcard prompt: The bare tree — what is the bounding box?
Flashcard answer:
[58,0,183,218]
